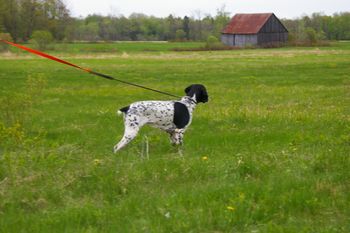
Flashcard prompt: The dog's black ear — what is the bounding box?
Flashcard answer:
[200,90,209,103]
[184,85,193,95]
[197,87,208,103]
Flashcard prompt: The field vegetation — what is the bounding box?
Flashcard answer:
[0,41,349,232]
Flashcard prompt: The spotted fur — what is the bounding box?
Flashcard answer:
[113,84,208,153]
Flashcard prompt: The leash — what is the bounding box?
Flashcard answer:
[0,39,181,99]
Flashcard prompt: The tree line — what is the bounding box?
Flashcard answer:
[64,11,230,42]
[282,12,350,42]
[0,0,349,43]
[0,0,70,42]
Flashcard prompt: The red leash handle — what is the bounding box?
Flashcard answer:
[0,39,91,73]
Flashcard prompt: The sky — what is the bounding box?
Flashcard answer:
[65,0,350,19]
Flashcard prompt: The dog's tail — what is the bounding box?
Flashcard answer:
[117,106,130,116]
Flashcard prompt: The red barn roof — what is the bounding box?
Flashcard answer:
[222,13,273,34]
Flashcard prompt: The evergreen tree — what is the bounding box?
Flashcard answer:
[183,16,190,40]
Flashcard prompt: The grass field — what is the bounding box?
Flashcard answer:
[5,41,205,54]
[0,41,349,232]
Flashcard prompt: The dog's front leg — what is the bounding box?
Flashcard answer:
[169,129,185,156]
[171,129,185,146]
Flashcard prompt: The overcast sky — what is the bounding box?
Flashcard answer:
[65,0,350,19]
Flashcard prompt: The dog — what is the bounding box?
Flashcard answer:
[113,84,208,153]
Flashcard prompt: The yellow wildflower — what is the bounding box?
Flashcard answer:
[226,206,235,211]
[93,159,102,165]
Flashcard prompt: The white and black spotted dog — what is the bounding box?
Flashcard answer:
[113,84,208,153]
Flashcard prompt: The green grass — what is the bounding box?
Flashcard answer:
[0,42,349,232]
[6,41,205,54]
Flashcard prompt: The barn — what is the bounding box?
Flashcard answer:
[221,13,288,47]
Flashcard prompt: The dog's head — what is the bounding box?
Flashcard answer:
[184,84,208,103]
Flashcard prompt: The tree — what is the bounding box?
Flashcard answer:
[191,10,203,40]
[43,0,71,40]
[282,12,350,41]
[31,30,54,50]
[2,0,20,41]
[183,16,190,40]
[128,13,147,40]
[0,0,70,42]
[0,0,6,32]
[164,14,181,41]
[175,29,186,41]
[201,15,215,41]
[19,0,40,41]
[213,5,230,38]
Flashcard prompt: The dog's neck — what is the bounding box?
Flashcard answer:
[180,95,197,112]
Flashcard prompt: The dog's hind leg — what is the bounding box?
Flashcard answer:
[114,116,142,153]
[114,126,140,153]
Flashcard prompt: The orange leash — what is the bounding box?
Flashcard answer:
[0,39,181,98]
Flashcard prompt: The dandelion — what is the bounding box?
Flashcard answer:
[93,159,102,165]
[226,206,235,211]
[202,156,208,161]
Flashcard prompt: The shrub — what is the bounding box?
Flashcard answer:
[304,27,317,44]
[288,29,330,47]
[31,30,54,50]
[206,35,219,44]
[205,35,224,49]
[0,33,13,52]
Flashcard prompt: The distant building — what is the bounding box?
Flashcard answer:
[221,13,288,47]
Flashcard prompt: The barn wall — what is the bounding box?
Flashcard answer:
[257,32,288,44]
[221,34,235,46]
[235,34,257,47]
[259,14,288,33]
[256,14,288,45]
